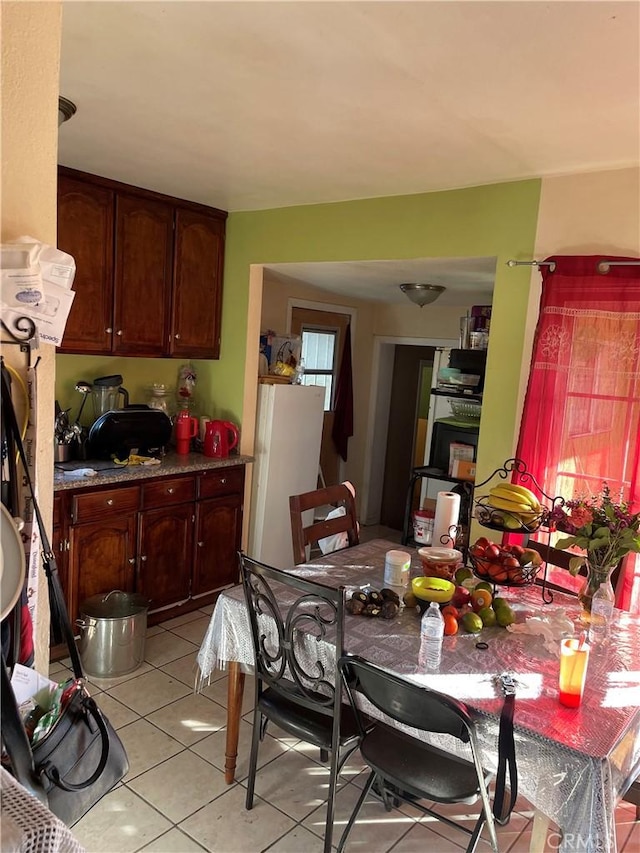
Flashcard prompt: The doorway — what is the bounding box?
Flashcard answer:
[361,335,458,526]
[289,306,351,487]
[379,346,434,529]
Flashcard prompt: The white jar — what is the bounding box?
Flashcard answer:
[384,550,411,588]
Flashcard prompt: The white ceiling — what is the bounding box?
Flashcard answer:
[58,1,640,303]
[265,256,496,305]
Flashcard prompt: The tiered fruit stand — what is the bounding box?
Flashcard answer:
[467,458,565,603]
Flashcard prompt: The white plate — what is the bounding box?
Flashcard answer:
[1,503,26,621]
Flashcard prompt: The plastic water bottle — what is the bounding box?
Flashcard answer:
[589,580,615,644]
[419,601,445,669]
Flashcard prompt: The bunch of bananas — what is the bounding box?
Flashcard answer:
[484,483,542,530]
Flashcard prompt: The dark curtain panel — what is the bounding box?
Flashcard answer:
[332,324,353,461]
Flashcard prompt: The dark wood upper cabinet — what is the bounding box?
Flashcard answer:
[57,167,227,358]
[114,194,173,356]
[171,209,224,359]
[57,175,114,354]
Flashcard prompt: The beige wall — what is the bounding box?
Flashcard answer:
[261,272,377,490]
[517,167,640,419]
[1,2,62,671]
[261,271,484,505]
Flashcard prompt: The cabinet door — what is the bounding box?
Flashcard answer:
[170,209,224,359]
[52,495,69,614]
[193,494,242,597]
[113,194,173,356]
[57,174,114,353]
[138,504,193,611]
[68,516,136,622]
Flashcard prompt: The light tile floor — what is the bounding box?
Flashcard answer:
[51,527,639,852]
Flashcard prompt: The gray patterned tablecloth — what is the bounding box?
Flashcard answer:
[197,540,640,853]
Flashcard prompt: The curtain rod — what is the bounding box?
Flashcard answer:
[507,259,640,274]
[506,260,556,271]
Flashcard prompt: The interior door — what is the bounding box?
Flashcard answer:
[290,308,351,487]
[380,346,434,529]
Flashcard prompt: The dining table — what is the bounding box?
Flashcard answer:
[196,539,640,853]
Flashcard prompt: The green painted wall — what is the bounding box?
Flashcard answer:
[215,180,541,482]
[55,178,541,481]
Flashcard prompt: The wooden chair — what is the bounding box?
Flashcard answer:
[289,483,359,565]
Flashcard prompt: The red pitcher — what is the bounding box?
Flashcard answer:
[204,420,239,458]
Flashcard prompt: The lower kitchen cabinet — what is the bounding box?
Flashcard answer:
[55,464,245,624]
[69,516,137,622]
[137,503,194,611]
[193,493,243,597]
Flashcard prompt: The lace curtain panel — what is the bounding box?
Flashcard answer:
[515,255,640,611]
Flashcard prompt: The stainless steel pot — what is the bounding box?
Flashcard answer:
[77,590,149,678]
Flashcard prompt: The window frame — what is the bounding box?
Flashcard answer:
[300,324,340,411]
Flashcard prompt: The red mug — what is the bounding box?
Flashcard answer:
[175,410,198,455]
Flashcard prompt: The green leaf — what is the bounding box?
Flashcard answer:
[555,536,577,550]
[588,537,610,551]
[569,556,585,576]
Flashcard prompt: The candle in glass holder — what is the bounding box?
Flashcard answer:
[559,637,590,708]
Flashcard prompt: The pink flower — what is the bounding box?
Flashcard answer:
[569,506,594,529]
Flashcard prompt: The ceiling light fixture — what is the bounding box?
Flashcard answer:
[58,96,77,126]
[399,283,446,307]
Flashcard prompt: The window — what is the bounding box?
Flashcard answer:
[300,328,337,410]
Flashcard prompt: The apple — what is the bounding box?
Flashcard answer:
[452,586,471,608]
[486,544,501,560]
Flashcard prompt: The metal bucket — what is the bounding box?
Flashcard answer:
[77,590,149,678]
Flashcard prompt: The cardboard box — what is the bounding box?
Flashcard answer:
[448,442,475,476]
[452,458,476,481]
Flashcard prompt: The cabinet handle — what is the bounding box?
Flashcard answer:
[106,499,114,506]
[128,558,135,565]
[221,478,227,485]
[105,327,113,334]
[65,540,70,551]
[140,555,147,562]
[116,330,123,336]
[197,541,204,548]
[167,487,175,494]
[174,333,181,340]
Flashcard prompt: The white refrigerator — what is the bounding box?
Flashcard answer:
[248,383,325,567]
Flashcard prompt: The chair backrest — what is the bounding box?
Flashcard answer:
[240,553,345,716]
[289,483,359,565]
[339,654,472,744]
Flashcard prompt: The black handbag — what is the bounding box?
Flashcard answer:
[1,361,129,825]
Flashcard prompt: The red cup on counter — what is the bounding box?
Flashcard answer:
[175,410,198,455]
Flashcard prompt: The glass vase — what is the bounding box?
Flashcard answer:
[578,562,616,621]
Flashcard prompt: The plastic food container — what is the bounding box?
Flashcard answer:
[418,547,463,581]
[449,399,481,421]
[449,373,481,387]
[413,509,434,544]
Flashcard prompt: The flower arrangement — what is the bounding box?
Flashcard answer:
[550,484,640,576]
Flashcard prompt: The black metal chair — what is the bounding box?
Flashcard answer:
[337,654,499,853]
[239,554,361,853]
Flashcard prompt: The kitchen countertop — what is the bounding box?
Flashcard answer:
[53,452,253,492]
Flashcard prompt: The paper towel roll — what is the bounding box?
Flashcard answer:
[433,491,461,547]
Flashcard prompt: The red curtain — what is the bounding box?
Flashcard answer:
[515,256,640,610]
